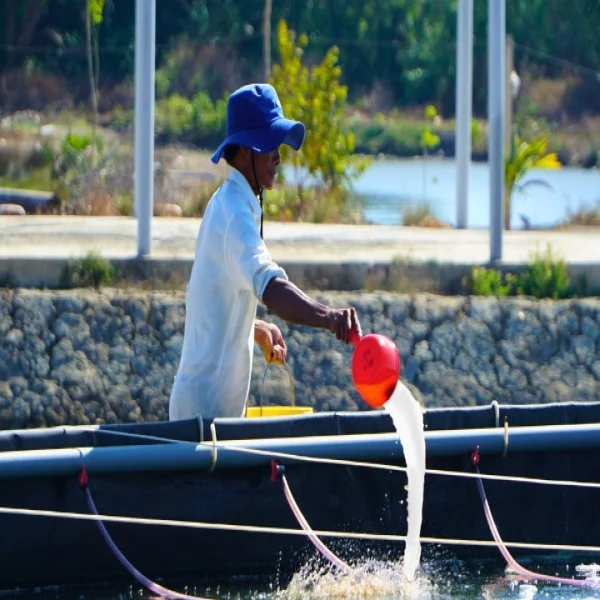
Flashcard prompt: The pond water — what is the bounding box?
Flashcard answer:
[15,557,600,600]
[345,158,600,229]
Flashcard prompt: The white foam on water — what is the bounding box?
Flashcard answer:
[516,583,539,600]
[280,558,436,599]
[576,563,600,581]
[383,381,426,581]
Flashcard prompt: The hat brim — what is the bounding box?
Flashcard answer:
[210,118,306,164]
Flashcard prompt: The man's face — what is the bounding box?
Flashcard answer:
[253,148,281,191]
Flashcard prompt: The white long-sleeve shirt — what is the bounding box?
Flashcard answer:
[169,167,287,421]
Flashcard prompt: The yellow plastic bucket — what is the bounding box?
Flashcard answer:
[246,363,313,418]
[246,405,313,418]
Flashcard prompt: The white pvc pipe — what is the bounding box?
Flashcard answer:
[134,0,156,257]
[488,0,506,261]
[455,0,473,229]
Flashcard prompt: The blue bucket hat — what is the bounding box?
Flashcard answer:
[210,83,306,164]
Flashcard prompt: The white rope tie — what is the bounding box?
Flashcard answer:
[491,400,500,428]
[207,423,218,474]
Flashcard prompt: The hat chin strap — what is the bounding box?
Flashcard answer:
[251,152,264,239]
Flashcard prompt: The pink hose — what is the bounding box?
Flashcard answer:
[476,468,600,590]
[282,475,352,574]
[84,486,210,600]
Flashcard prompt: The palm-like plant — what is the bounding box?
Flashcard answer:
[504,133,561,230]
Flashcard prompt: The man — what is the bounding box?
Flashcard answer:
[169,83,362,421]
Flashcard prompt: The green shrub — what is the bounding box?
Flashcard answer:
[350,117,427,156]
[114,193,134,217]
[470,267,513,297]
[153,91,227,148]
[270,19,370,207]
[514,246,571,299]
[190,91,227,144]
[61,252,114,289]
[109,106,134,132]
[155,94,194,138]
[469,246,572,299]
[266,185,359,223]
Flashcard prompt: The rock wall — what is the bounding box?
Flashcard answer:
[1,289,599,429]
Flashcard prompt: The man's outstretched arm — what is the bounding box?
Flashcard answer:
[262,277,361,343]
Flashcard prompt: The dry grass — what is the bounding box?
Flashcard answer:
[520,76,574,119]
[563,203,600,227]
[75,191,120,216]
[402,204,451,228]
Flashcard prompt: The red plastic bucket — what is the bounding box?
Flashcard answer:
[350,331,401,408]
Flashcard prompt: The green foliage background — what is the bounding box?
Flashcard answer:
[2,0,600,118]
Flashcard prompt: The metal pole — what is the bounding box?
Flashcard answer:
[488,0,506,261]
[134,0,156,257]
[455,0,474,229]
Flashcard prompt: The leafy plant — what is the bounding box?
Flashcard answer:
[514,246,571,299]
[270,19,369,221]
[114,193,134,217]
[153,91,227,147]
[155,94,194,137]
[86,0,106,164]
[52,132,104,183]
[504,133,561,230]
[471,119,484,149]
[420,105,441,150]
[61,251,114,289]
[190,91,227,141]
[419,104,441,200]
[468,246,572,299]
[469,267,513,297]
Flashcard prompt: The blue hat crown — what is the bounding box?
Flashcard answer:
[211,83,305,164]
[227,84,283,134]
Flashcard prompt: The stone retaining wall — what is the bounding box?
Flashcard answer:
[1,289,599,429]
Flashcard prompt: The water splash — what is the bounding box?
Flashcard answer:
[576,563,600,583]
[279,558,436,599]
[383,381,426,581]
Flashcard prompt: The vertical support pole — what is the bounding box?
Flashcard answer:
[455,0,474,229]
[488,0,506,262]
[505,34,515,153]
[134,0,156,258]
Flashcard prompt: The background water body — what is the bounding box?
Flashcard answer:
[286,158,600,229]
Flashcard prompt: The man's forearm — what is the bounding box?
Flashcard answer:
[262,278,331,330]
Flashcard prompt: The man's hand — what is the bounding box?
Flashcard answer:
[327,308,362,344]
[254,320,287,365]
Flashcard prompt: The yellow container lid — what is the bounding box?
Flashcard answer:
[246,406,313,418]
